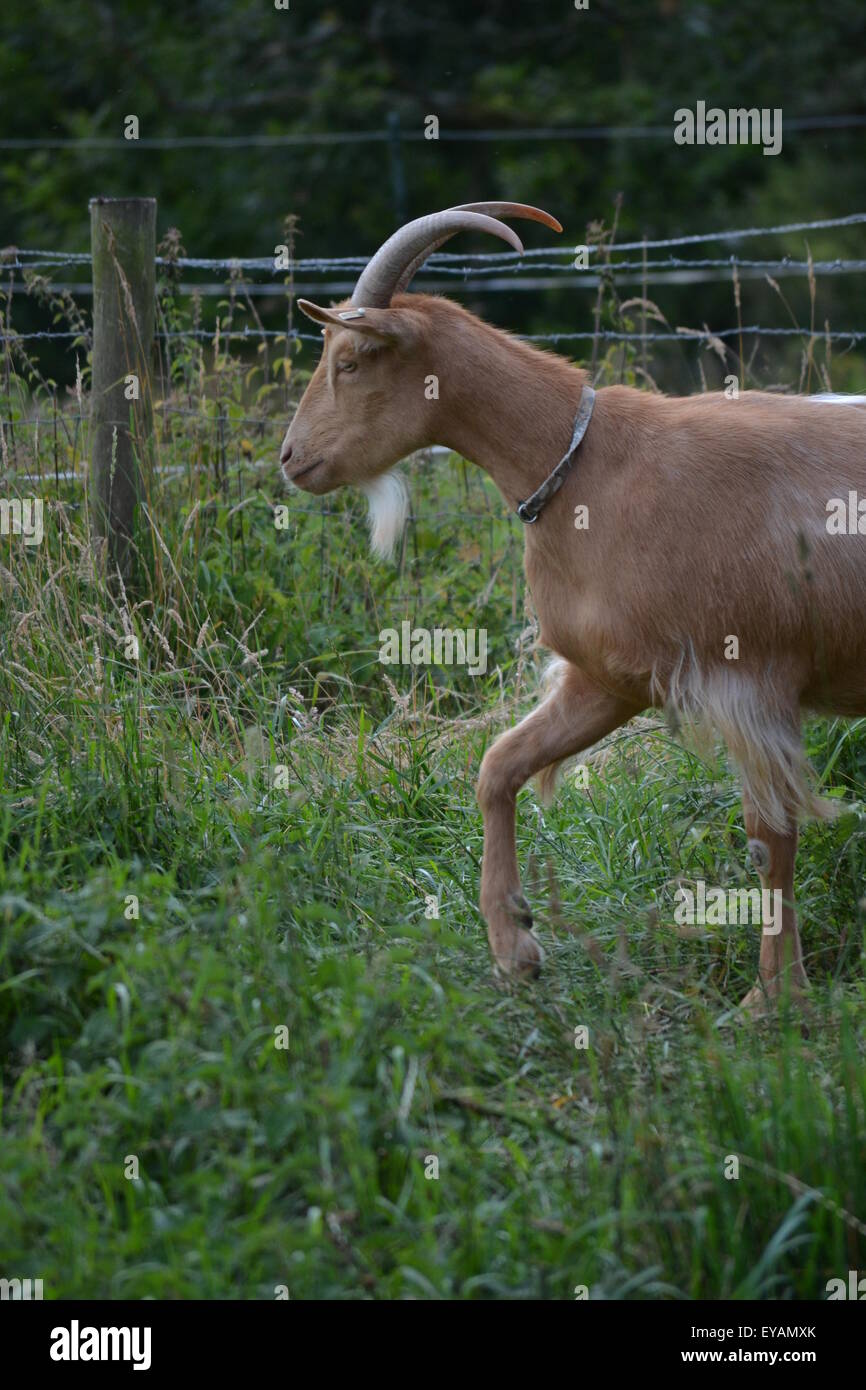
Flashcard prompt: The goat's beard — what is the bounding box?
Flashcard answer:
[360,469,409,561]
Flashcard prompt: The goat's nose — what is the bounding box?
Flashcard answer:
[280,441,293,466]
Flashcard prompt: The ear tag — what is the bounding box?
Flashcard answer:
[338,308,366,320]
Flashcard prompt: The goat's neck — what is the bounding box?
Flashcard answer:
[433,318,588,511]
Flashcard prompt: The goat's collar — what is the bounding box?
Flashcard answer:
[516,384,596,523]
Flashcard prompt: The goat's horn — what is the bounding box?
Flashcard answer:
[351,203,562,308]
[452,202,563,233]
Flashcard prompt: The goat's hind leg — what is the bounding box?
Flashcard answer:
[476,663,635,977]
[695,672,818,1014]
[739,790,809,1016]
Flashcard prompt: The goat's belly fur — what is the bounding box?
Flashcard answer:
[524,389,866,829]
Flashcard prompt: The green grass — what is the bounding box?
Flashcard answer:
[2,322,866,1299]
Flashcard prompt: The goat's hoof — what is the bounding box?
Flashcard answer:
[738,983,774,1020]
[493,926,544,980]
[485,893,544,980]
[507,890,534,932]
[738,977,810,1019]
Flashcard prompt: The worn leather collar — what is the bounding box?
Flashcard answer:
[516,385,596,523]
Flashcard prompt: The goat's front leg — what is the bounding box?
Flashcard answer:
[476,664,635,977]
[739,790,808,1015]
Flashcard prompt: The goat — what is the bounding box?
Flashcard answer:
[280,201,866,1014]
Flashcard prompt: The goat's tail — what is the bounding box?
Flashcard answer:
[660,658,835,832]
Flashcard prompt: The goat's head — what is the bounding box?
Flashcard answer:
[280,202,561,553]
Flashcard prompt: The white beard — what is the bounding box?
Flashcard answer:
[360,470,409,560]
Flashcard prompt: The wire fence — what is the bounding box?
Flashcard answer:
[4,214,865,344]
[2,114,866,150]
[2,210,866,532]
[4,213,866,340]
[11,210,866,264]
[5,326,866,348]
[6,212,866,298]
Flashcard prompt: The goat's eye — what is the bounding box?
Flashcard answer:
[338,359,357,374]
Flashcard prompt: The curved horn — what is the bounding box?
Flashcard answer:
[351,203,562,308]
[451,202,562,233]
[390,202,563,299]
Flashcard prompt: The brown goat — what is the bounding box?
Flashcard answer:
[281,203,866,1013]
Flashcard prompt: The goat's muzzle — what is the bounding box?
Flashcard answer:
[282,450,327,489]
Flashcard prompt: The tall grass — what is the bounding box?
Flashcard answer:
[0,258,864,1299]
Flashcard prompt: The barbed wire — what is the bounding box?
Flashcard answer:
[4,324,866,348]
[3,408,296,430]
[7,258,866,288]
[6,211,866,274]
[4,213,866,353]
[4,202,866,526]
[537,327,866,342]
[1,114,865,151]
[0,328,319,344]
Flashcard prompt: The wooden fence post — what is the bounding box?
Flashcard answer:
[89,196,156,576]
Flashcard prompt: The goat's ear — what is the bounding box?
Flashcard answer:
[297,299,401,344]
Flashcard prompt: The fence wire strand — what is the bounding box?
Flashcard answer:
[2,114,866,151]
[6,210,866,273]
